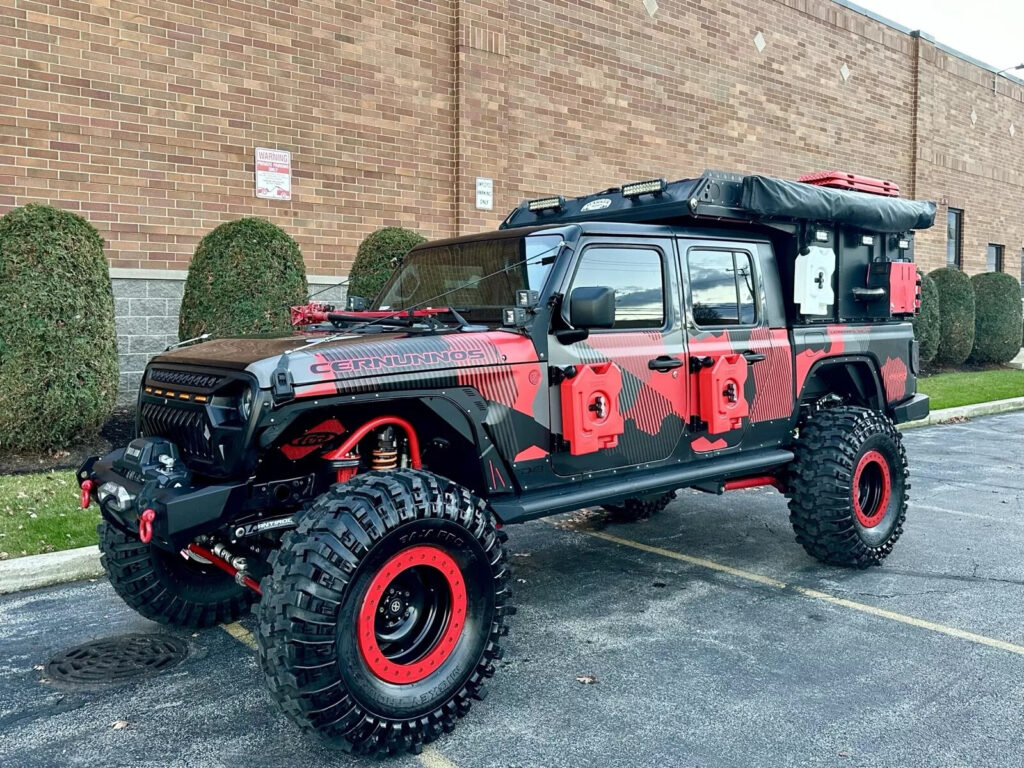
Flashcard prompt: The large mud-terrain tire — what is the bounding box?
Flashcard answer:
[256,470,512,755]
[787,406,908,568]
[601,491,676,523]
[98,521,254,627]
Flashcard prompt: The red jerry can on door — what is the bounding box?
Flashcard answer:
[560,362,625,456]
[697,354,749,435]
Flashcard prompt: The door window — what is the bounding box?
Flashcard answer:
[688,249,757,326]
[569,246,665,329]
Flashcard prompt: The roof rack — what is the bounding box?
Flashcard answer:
[500,170,935,234]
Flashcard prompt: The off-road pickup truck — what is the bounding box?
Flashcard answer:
[79,169,934,754]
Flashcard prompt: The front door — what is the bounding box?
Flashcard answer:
[548,238,688,476]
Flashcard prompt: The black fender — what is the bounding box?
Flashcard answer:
[798,354,886,411]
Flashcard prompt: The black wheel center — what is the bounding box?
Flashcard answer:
[372,566,451,666]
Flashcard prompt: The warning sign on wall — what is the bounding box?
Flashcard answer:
[254,147,292,201]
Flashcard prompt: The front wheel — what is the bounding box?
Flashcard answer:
[98,521,254,627]
[256,470,513,755]
[787,406,909,568]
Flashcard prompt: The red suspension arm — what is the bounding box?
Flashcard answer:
[322,415,422,469]
[187,543,262,595]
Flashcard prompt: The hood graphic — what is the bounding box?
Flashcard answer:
[150,331,539,389]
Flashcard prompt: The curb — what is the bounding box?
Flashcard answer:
[900,396,1024,429]
[2,398,1023,596]
[0,546,103,596]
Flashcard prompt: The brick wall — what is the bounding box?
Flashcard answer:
[2,0,1022,282]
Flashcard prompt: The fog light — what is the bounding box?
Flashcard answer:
[97,482,136,513]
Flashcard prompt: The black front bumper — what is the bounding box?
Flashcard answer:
[80,448,247,551]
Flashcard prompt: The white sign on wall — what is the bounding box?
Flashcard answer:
[475,177,493,210]
[255,147,292,201]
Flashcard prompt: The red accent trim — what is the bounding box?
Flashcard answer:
[723,475,781,491]
[691,436,728,453]
[357,545,467,685]
[186,543,262,595]
[514,445,548,462]
[80,479,93,509]
[321,416,422,469]
[280,418,346,461]
[852,450,892,528]
[294,381,339,399]
[138,508,156,544]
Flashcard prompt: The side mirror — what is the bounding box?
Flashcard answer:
[346,295,367,312]
[569,286,616,329]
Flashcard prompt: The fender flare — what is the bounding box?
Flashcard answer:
[798,354,886,411]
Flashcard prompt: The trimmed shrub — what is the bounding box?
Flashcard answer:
[968,272,1024,365]
[929,267,976,366]
[912,270,940,366]
[0,204,118,452]
[179,218,307,339]
[348,227,426,302]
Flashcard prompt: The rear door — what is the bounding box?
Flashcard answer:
[547,237,688,476]
[681,239,794,455]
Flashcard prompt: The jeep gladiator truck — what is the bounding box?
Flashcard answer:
[79,170,934,754]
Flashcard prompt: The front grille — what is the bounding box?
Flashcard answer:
[139,401,214,461]
[147,369,225,390]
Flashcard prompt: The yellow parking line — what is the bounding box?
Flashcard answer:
[580,529,1024,658]
[419,745,461,768]
[220,621,258,651]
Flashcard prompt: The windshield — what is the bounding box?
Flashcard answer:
[375,235,561,321]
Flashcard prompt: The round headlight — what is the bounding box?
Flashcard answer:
[239,387,255,420]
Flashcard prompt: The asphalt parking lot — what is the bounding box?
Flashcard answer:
[2,411,1023,768]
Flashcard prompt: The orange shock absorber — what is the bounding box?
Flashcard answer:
[371,426,399,470]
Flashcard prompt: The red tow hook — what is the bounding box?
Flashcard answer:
[80,479,94,509]
[138,509,156,544]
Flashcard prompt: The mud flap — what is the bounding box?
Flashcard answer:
[559,362,625,455]
[696,354,749,435]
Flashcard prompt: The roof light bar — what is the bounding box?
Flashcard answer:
[621,178,667,199]
[527,195,565,212]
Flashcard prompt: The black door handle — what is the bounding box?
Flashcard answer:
[648,356,684,371]
[742,350,766,364]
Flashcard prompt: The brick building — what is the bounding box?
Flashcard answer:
[2,0,1023,396]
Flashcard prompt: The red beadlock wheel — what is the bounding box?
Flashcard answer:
[852,449,892,528]
[357,545,468,685]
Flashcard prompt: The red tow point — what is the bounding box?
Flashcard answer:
[80,480,93,509]
[138,509,156,543]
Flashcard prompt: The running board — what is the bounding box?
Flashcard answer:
[492,448,794,525]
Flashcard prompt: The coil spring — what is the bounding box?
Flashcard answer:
[371,426,399,470]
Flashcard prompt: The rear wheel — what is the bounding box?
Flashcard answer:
[601,491,676,523]
[787,406,908,568]
[256,470,512,755]
[98,521,253,627]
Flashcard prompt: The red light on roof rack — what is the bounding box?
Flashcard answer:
[798,171,900,198]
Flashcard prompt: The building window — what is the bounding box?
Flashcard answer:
[688,249,757,326]
[570,246,665,329]
[946,209,963,268]
[987,243,1004,272]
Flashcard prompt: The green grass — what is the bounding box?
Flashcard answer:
[918,368,1024,410]
[0,471,99,560]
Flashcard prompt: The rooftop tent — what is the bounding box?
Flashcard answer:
[500,171,936,233]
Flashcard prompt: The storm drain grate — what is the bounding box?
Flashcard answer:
[45,634,189,686]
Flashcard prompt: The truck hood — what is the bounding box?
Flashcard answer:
[150,330,539,390]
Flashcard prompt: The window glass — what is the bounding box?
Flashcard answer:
[987,243,1004,272]
[570,247,664,329]
[688,249,757,326]
[376,234,560,319]
[946,209,963,268]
